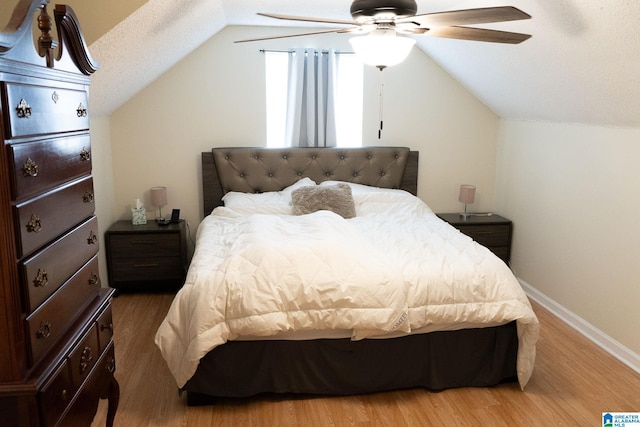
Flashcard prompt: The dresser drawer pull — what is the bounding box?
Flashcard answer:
[88,273,100,287]
[60,389,68,401]
[83,190,94,203]
[16,98,32,118]
[80,147,91,161]
[79,346,93,374]
[87,230,98,244]
[100,323,114,333]
[35,321,52,339]
[133,263,160,268]
[26,214,42,233]
[106,356,116,374]
[76,102,88,117]
[33,269,49,287]
[22,158,39,177]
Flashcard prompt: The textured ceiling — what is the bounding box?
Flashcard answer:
[88,0,640,128]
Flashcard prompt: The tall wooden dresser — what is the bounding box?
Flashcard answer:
[0,1,119,426]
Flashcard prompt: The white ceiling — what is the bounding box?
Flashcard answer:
[89,0,640,128]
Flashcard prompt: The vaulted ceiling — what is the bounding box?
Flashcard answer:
[38,0,640,127]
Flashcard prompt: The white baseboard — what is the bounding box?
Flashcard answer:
[519,279,640,374]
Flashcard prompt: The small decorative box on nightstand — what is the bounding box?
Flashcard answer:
[105,220,188,292]
[436,213,512,265]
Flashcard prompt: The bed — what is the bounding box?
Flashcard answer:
[155,146,539,404]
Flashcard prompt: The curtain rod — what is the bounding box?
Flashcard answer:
[259,49,354,55]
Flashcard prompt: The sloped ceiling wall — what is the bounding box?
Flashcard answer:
[27,0,639,127]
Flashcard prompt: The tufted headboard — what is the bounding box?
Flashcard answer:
[201,147,419,217]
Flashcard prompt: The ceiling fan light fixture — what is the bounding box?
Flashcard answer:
[349,29,416,68]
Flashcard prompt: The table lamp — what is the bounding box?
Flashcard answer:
[150,186,167,221]
[458,184,476,220]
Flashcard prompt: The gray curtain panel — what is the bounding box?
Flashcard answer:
[285,48,337,147]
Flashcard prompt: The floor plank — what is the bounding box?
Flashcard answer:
[91,293,640,426]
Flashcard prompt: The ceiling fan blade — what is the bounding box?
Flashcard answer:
[424,26,531,44]
[257,12,357,26]
[234,28,358,43]
[397,6,531,27]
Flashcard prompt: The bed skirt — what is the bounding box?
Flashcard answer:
[184,321,518,404]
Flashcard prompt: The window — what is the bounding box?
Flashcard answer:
[265,51,363,147]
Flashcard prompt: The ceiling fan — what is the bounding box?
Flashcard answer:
[235,0,532,45]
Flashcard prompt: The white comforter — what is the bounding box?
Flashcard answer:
[155,184,539,389]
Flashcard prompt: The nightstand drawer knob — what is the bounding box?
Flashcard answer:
[133,263,160,268]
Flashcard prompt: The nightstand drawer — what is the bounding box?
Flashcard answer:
[110,257,183,281]
[105,220,187,292]
[457,224,511,247]
[108,233,180,258]
[436,213,512,265]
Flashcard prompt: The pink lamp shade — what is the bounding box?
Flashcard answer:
[150,186,167,219]
[150,186,167,207]
[458,185,476,204]
[458,184,476,220]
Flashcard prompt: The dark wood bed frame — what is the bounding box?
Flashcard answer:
[184,147,518,404]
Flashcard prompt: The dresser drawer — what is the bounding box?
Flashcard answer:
[40,359,74,427]
[8,135,92,201]
[96,306,114,353]
[61,342,116,427]
[110,256,184,282]
[456,224,511,247]
[4,82,89,139]
[22,216,100,312]
[26,257,101,366]
[108,233,181,258]
[15,176,95,257]
[67,323,99,389]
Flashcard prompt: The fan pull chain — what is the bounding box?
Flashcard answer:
[378,67,385,139]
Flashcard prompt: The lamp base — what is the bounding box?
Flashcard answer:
[156,217,170,226]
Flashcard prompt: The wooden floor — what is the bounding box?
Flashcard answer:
[91,293,640,426]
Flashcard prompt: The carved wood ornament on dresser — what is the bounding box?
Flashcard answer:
[0,1,119,425]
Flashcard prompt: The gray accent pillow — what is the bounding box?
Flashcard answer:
[291,183,356,219]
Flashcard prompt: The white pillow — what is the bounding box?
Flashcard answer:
[221,177,316,214]
[319,180,433,216]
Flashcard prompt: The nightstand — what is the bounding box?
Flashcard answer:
[105,220,188,292]
[436,213,512,265]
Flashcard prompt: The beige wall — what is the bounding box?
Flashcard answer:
[495,119,640,357]
[107,25,499,234]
